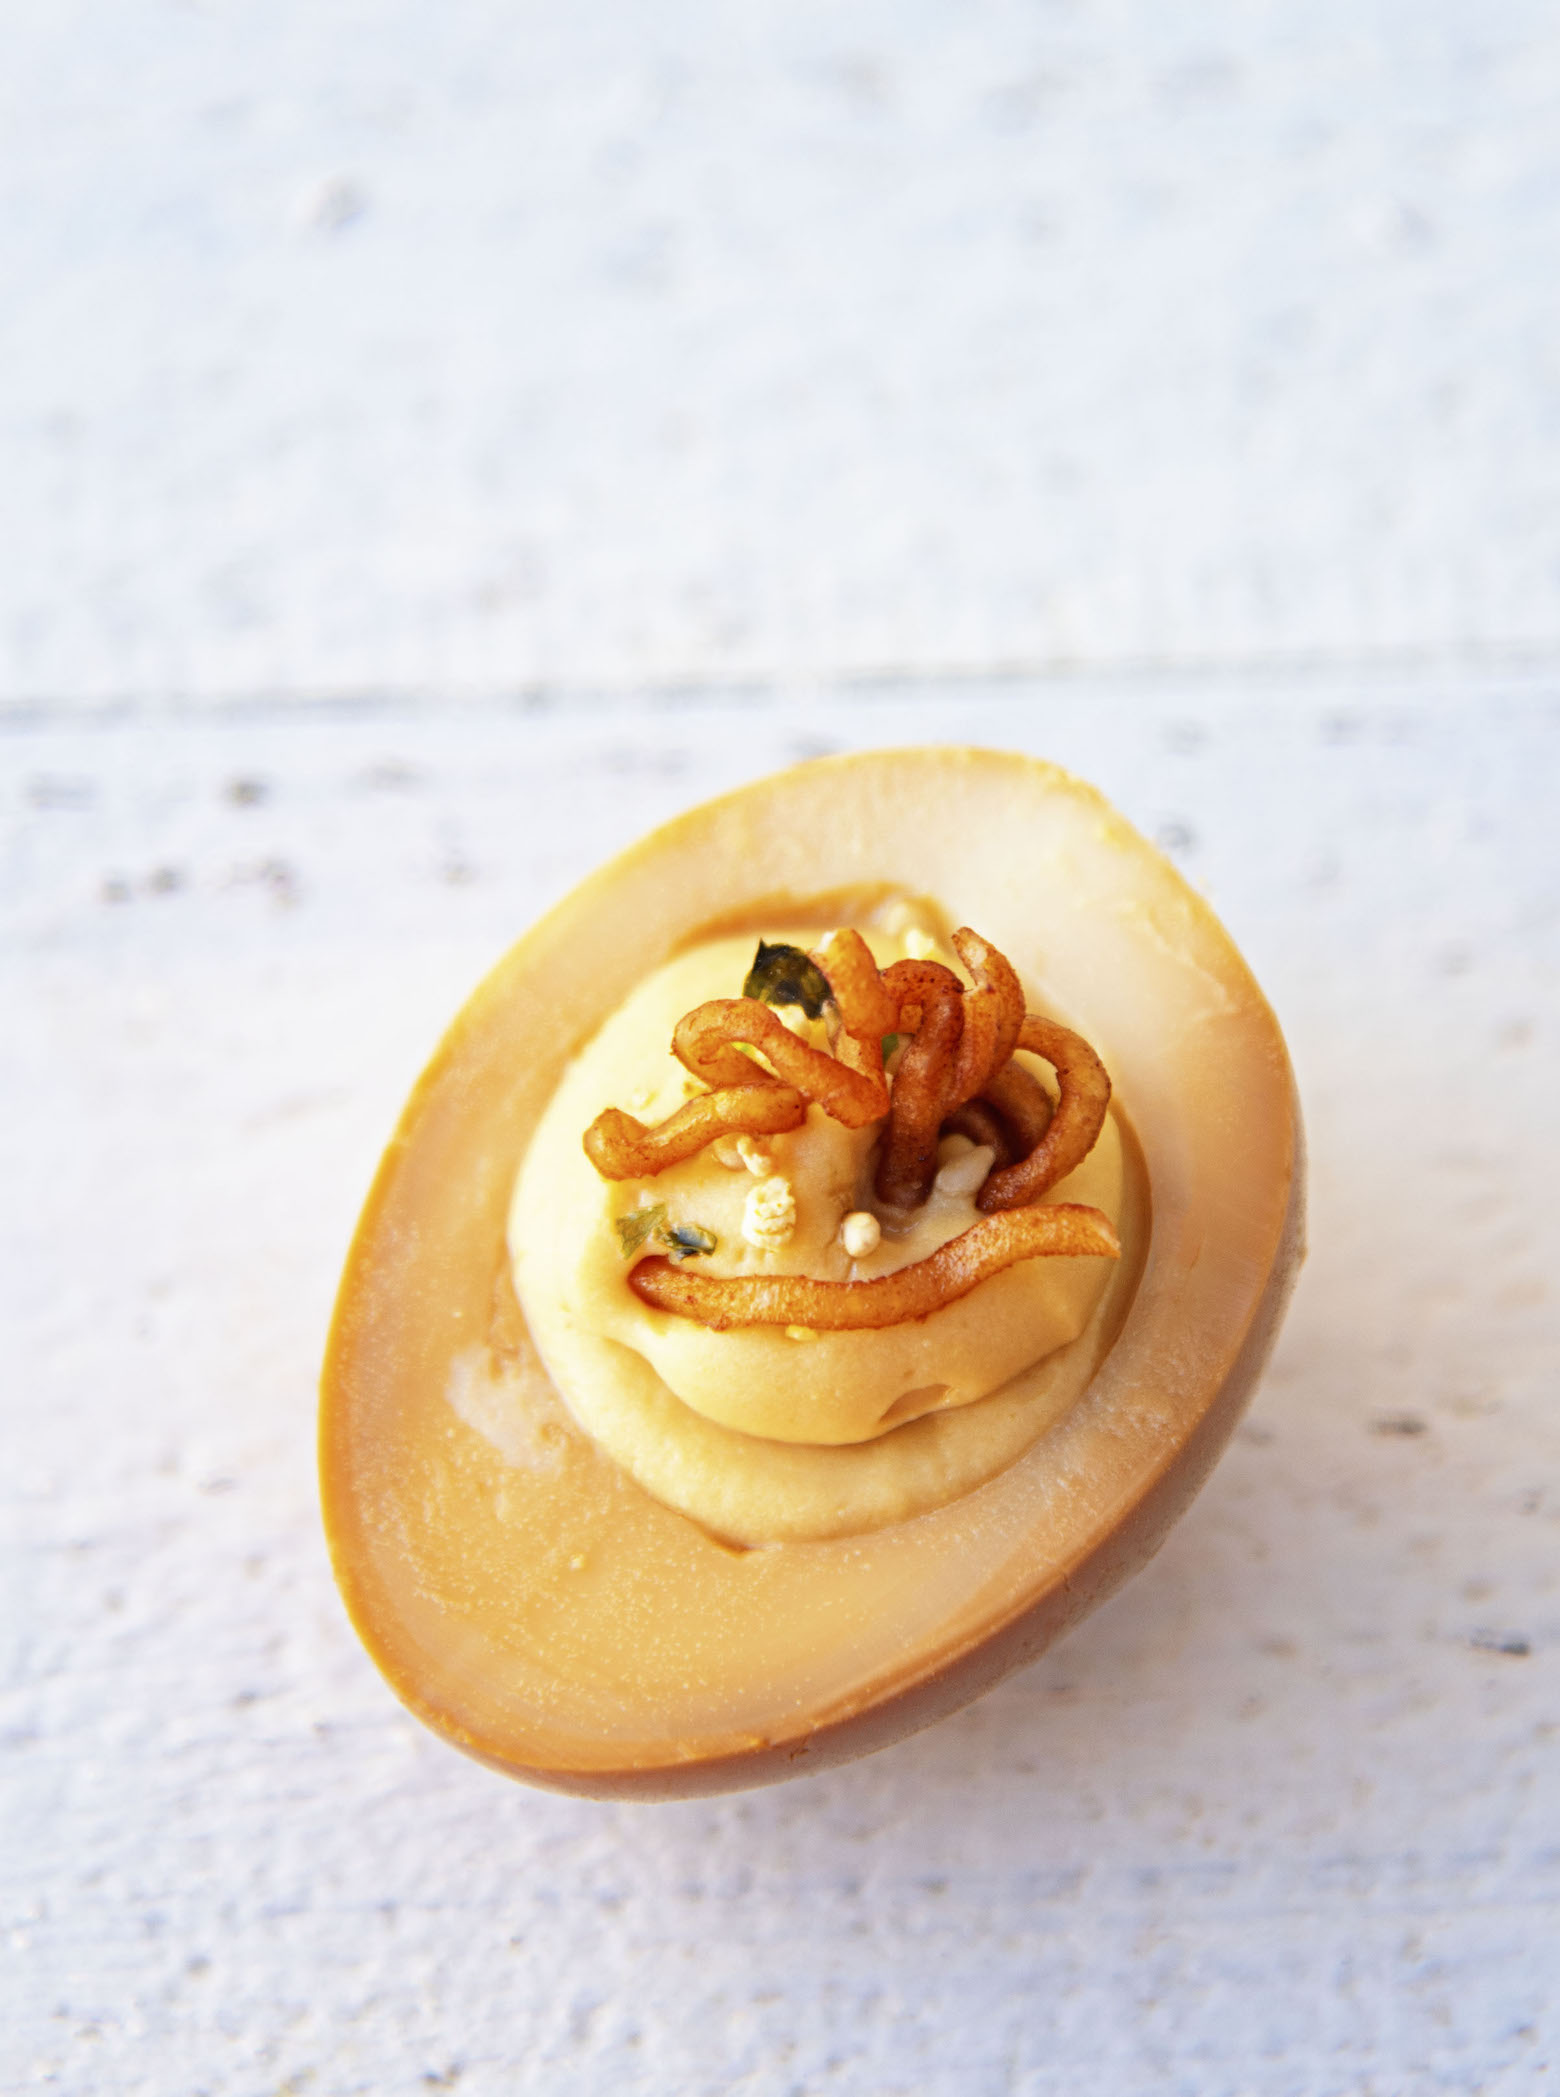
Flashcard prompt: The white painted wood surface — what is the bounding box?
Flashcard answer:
[4,681,1558,2094]
[5,1,1560,704]
[5,1,1560,2089]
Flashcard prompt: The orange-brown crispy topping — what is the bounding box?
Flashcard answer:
[580,925,1118,1325]
[630,1204,1120,1330]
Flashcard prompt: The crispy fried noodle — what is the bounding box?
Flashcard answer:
[630,1206,1120,1330]
[581,926,1118,1329]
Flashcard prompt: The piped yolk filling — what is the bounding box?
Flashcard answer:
[510,926,1124,1453]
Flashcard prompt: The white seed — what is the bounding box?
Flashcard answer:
[934,1143,996,1198]
[840,1210,882,1259]
[742,1174,797,1250]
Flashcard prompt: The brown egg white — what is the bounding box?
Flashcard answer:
[321,749,1304,1797]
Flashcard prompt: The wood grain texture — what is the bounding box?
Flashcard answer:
[4,2,1560,707]
[3,681,1558,2093]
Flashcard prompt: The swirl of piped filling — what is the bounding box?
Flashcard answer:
[582,924,1118,1337]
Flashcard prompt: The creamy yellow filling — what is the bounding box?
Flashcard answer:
[506,927,1129,1540]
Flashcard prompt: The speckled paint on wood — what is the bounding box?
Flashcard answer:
[4,1,1560,706]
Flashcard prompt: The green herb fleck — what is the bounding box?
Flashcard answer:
[881,1032,901,1062]
[615,1204,718,1264]
[743,940,833,1019]
[615,1203,667,1258]
[663,1222,718,1263]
